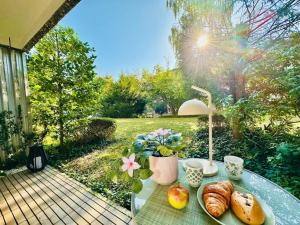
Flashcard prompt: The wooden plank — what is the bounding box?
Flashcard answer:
[83,198,123,225]
[31,171,96,225]
[0,167,131,225]
[91,216,115,225]
[79,201,113,225]
[44,167,131,222]
[0,190,16,225]
[12,173,56,224]
[0,179,28,224]
[42,168,129,224]
[54,221,65,225]
[128,219,134,225]
[9,173,55,224]
[18,171,74,224]
[0,213,5,225]
[33,211,53,225]
[57,214,77,225]
[39,171,109,224]
[50,167,131,216]
[46,168,131,223]
[22,170,85,224]
[3,176,40,224]
[12,172,60,224]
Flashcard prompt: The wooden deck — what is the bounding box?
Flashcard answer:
[0,166,132,225]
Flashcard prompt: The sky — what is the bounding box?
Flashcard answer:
[60,0,177,78]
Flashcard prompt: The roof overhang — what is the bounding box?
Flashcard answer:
[0,0,80,52]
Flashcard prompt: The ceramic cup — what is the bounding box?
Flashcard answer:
[224,155,244,180]
[185,160,203,187]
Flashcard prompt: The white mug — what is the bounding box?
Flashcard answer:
[224,155,244,180]
[185,160,203,187]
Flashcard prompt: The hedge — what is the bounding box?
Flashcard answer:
[74,118,117,144]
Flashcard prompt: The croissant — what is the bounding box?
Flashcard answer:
[202,181,234,217]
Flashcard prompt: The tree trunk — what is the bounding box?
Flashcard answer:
[229,69,246,140]
[55,33,64,148]
[58,110,64,146]
[58,83,64,147]
[170,107,177,115]
[235,72,246,100]
[229,71,237,103]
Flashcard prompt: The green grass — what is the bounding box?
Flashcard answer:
[57,117,198,208]
[115,117,199,143]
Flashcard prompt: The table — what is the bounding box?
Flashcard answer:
[132,160,300,225]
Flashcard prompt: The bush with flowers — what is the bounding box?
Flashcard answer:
[109,128,185,193]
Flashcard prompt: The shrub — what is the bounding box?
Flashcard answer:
[0,150,27,171]
[0,111,23,153]
[101,75,146,118]
[268,143,300,197]
[198,114,227,128]
[0,110,32,170]
[187,127,300,198]
[74,118,117,144]
[47,140,111,168]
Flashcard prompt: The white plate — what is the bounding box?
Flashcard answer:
[197,181,276,225]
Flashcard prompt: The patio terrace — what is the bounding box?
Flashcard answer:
[0,166,132,225]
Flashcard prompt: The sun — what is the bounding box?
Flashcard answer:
[196,35,209,48]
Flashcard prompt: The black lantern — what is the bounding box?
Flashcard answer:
[27,144,48,172]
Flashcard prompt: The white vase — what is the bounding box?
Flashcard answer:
[149,155,178,185]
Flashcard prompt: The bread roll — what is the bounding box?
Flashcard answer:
[202,181,233,217]
[231,191,265,225]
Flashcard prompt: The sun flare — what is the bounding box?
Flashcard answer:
[196,35,209,48]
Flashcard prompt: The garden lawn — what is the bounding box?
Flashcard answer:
[58,117,199,208]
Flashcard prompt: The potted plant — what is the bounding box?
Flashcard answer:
[110,128,185,193]
[134,128,184,185]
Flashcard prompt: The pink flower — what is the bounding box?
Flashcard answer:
[155,128,170,136]
[122,153,140,177]
[149,132,158,137]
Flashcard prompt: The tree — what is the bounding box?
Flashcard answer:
[101,74,146,118]
[143,66,187,115]
[154,102,168,115]
[28,26,98,146]
[247,33,300,128]
[166,0,300,138]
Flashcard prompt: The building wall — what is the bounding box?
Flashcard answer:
[0,46,31,159]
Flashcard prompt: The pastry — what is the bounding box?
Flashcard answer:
[202,181,234,217]
[231,191,265,225]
